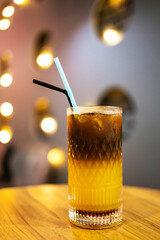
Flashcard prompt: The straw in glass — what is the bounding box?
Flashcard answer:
[54,57,78,112]
[33,79,73,107]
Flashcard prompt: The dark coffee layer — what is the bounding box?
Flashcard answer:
[68,113,122,161]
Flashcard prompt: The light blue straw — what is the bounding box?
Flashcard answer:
[54,57,78,112]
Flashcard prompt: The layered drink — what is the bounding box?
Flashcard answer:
[67,106,122,228]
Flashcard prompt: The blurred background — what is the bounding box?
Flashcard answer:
[0,0,159,189]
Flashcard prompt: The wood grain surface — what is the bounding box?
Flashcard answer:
[0,185,159,240]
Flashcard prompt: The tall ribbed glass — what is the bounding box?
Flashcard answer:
[67,106,122,229]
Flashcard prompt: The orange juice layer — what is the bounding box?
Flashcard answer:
[68,157,122,211]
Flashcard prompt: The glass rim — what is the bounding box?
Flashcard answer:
[67,106,122,115]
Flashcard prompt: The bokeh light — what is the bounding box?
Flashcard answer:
[0,127,13,144]
[35,97,50,113]
[47,148,65,166]
[103,29,123,46]
[109,0,125,7]
[2,6,15,18]
[13,0,28,5]
[0,73,13,87]
[36,53,53,69]
[40,117,58,134]
[0,102,13,117]
[0,19,10,30]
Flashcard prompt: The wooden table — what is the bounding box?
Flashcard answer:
[0,185,159,240]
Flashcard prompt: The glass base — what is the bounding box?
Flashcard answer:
[69,205,122,229]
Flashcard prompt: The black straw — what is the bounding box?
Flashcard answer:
[33,79,72,107]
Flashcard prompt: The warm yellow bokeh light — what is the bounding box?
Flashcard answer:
[36,53,54,69]
[0,127,13,144]
[0,19,10,30]
[40,117,58,134]
[0,102,13,117]
[35,97,50,112]
[13,0,28,5]
[47,148,65,166]
[103,29,123,46]
[2,6,15,18]
[0,73,13,87]
[109,0,125,7]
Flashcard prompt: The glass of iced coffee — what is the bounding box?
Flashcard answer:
[67,106,122,229]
